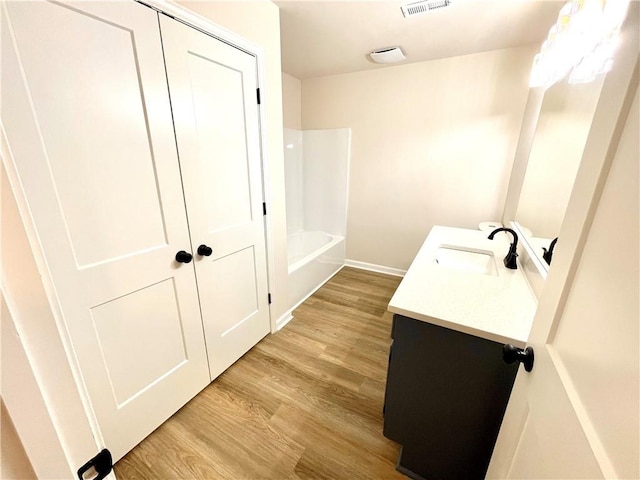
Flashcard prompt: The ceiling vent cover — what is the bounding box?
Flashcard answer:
[401,0,452,17]
[369,47,406,64]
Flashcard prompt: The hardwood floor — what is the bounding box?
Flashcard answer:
[114,267,405,479]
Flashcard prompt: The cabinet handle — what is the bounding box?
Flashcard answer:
[197,244,213,257]
[175,251,193,263]
[503,344,534,372]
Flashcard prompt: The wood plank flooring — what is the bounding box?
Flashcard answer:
[114,267,405,479]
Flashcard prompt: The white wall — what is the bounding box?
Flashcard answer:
[178,0,289,323]
[282,72,301,129]
[302,45,537,270]
[0,400,36,480]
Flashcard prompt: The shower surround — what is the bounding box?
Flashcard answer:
[284,127,350,313]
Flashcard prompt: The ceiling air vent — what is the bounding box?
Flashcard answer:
[369,46,406,64]
[401,0,452,17]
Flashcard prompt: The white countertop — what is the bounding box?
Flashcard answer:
[388,226,538,347]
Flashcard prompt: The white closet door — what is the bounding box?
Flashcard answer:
[2,1,209,460]
[160,17,270,380]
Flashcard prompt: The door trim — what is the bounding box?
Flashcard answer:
[1,126,101,479]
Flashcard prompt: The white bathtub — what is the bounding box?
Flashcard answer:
[287,231,345,311]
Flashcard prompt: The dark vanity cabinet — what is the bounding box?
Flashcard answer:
[383,314,519,480]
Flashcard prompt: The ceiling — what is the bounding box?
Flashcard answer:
[275,1,564,79]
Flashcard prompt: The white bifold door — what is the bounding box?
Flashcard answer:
[2,0,269,462]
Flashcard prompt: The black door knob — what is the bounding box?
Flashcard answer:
[503,344,534,372]
[197,244,213,257]
[175,250,193,263]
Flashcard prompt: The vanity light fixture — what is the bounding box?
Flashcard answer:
[530,0,630,88]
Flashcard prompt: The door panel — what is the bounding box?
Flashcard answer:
[90,278,189,406]
[160,16,270,380]
[2,1,209,460]
[209,247,259,335]
[507,377,603,479]
[11,1,169,268]
[188,53,254,231]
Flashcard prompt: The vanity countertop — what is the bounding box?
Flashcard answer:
[388,226,537,347]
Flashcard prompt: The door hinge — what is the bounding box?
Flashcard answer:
[256,88,261,105]
[268,293,272,304]
[77,449,112,480]
[262,202,267,216]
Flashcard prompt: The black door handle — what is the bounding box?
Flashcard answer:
[197,244,213,256]
[175,250,193,263]
[503,344,534,372]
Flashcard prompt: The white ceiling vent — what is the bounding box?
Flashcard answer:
[369,47,406,64]
[401,0,453,17]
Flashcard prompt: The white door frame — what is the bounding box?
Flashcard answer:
[0,0,276,477]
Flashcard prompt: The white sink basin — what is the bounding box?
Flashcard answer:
[434,246,497,276]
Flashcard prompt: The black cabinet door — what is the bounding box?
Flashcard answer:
[383,315,518,480]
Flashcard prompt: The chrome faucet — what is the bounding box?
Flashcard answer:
[488,227,519,270]
[542,237,558,265]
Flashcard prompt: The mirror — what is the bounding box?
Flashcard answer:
[513,76,604,275]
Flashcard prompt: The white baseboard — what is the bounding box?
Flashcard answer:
[344,259,406,277]
[275,311,294,331]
